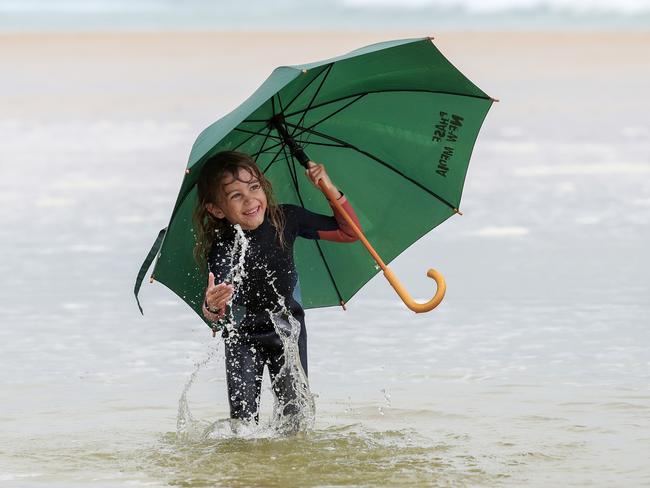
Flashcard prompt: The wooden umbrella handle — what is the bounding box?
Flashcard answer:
[318,180,446,313]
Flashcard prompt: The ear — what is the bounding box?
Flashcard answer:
[206,202,225,219]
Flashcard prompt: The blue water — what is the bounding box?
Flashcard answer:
[1,0,650,31]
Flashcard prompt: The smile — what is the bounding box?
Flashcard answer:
[243,206,261,217]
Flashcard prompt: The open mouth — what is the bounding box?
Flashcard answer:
[243,206,261,217]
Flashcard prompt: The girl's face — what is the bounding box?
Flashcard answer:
[207,168,268,230]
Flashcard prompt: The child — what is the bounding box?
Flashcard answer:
[193,150,360,424]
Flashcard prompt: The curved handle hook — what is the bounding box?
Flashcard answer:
[383,267,446,313]
[311,170,447,313]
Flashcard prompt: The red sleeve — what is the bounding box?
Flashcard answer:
[317,194,361,243]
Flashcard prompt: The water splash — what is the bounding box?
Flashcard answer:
[176,226,251,440]
[219,224,249,334]
[176,341,222,440]
[265,276,316,434]
[177,223,315,439]
[378,388,392,416]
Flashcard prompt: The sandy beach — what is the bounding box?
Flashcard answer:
[1,30,649,486]
[3,30,649,121]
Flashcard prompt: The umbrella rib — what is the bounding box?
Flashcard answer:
[285,89,490,119]
[229,123,269,152]
[291,93,366,141]
[259,94,294,173]
[284,121,457,211]
[281,140,302,201]
[243,89,489,123]
[245,93,364,157]
[250,94,282,159]
[294,140,347,149]
[232,120,273,155]
[280,141,345,307]
[261,143,290,173]
[254,136,340,161]
[253,124,273,158]
[282,142,300,189]
[283,64,332,114]
[289,64,333,138]
[233,126,282,142]
[232,92,282,152]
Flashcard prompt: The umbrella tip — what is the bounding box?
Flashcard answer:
[426,35,435,41]
[149,275,156,283]
[185,168,190,175]
[454,208,463,216]
[302,69,308,74]
[340,300,347,311]
[490,97,500,103]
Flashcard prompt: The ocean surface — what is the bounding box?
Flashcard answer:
[1,31,649,486]
[1,0,650,31]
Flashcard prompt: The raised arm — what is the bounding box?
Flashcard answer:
[317,193,360,243]
[202,271,233,322]
[203,242,234,322]
[291,161,361,243]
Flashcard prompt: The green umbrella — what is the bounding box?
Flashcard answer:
[134,37,495,324]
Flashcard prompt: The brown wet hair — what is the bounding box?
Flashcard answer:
[192,151,286,267]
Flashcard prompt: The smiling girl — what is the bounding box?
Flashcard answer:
[193,151,360,424]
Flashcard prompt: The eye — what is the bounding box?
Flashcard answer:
[250,183,261,191]
[230,192,241,200]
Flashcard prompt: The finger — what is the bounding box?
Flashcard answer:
[308,165,322,175]
[206,283,227,299]
[218,293,234,308]
[214,285,233,298]
[209,283,234,299]
[307,166,323,182]
[208,272,216,288]
[214,291,234,309]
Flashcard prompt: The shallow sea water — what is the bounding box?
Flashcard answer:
[1,33,650,487]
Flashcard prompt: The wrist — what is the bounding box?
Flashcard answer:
[204,298,222,315]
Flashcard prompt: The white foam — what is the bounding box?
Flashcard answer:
[514,163,650,176]
[60,302,88,310]
[0,473,42,481]
[621,126,649,138]
[115,214,148,224]
[575,215,603,225]
[341,0,650,13]
[485,141,540,154]
[68,244,110,253]
[499,126,526,138]
[471,226,530,237]
[34,196,76,208]
[53,176,123,190]
[556,181,577,194]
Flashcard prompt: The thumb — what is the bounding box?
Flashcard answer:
[208,271,216,289]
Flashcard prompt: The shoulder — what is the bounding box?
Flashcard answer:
[277,203,301,236]
[279,203,298,214]
[280,203,313,223]
[279,203,306,223]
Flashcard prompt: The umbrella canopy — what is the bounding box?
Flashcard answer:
[135,37,494,323]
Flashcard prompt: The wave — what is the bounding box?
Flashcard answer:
[1,0,648,31]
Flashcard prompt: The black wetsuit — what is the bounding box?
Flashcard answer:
[208,200,359,421]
